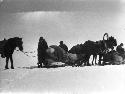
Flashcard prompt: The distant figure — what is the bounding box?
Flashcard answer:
[37,37,48,68]
[116,43,124,55]
[59,41,68,52]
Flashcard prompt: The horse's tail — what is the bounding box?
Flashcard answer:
[0,39,7,58]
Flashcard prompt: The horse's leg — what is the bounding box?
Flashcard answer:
[86,61,91,66]
[10,55,14,69]
[84,55,91,66]
[78,60,84,67]
[95,55,97,65]
[86,56,91,66]
[92,55,94,65]
[98,54,102,65]
[5,57,9,69]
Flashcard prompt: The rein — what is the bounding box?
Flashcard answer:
[23,51,36,57]
[16,50,36,58]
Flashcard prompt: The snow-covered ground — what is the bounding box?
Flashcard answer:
[0,53,125,94]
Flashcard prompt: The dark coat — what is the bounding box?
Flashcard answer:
[37,38,48,62]
[59,44,68,52]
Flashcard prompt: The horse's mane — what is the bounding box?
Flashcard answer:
[8,37,21,41]
[69,43,84,54]
[108,36,117,43]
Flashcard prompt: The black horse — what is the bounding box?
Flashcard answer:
[69,44,83,54]
[68,44,90,66]
[69,33,117,66]
[80,33,117,66]
[3,37,23,69]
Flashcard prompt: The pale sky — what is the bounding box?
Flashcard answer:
[0,0,125,52]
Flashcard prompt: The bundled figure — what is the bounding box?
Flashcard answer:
[59,41,68,52]
[37,37,48,68]
[116,43,124,55]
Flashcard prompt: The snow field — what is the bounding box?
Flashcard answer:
[0,65,125,94]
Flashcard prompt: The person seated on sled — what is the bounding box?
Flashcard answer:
[116,43,124,55]
[59,41,68,52]
[37,37,48,68]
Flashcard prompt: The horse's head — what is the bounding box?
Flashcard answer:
[108,36,117,48]
[15,37,23,52]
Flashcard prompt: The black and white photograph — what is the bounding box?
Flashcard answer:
[0,0,125,94]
